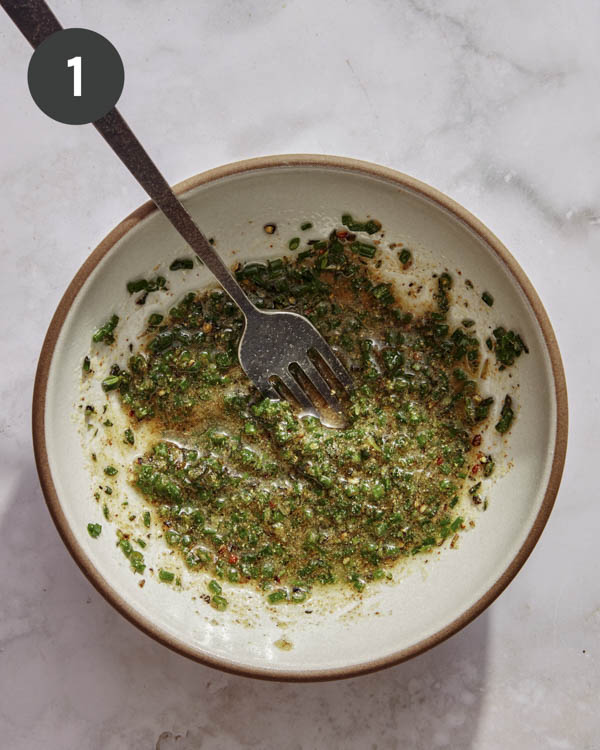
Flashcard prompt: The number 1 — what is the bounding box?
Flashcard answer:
[67,56,82,97]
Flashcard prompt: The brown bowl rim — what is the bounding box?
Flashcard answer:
[32,154,568,681]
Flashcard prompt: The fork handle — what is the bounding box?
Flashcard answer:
[2,0,260,321]
[93,109,259,319]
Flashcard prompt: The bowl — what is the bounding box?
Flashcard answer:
[32,154,567,680]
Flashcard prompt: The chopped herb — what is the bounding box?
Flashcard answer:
[124,428,135,445]
[169,258,194,271]
[127,276,167,295]
[482,291,494,307]
[211,594,228,611]
[100,220,527,603]
[495,394,514,434]
[101,375,121,392]
[129,550,146,573]
[268,589,288,604]
[118,538,132,557]
[87,523,102,538]
[92,315,119,344]
[148,313,164,327]
[398,248,412,266]
[451,516,464,532]
[300,222,312,231]
[82,356,91,374]
[492,327,528,367]
[104,466,118,476]
[342,214,382,234]
[288,237,300,251]
[127,279,148,294]
[350,240,376,258]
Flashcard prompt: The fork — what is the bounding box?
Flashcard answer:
[94,110,353,423]
[2,0,353,425]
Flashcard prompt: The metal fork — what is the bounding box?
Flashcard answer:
[2,0,353,425]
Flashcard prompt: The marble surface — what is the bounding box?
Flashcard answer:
[0,0,598,747]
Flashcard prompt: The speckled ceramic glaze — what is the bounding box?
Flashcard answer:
[32,155,567,680]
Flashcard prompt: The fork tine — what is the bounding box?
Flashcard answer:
[257,381,281,400]
[278,372,318,415]
[298,359,343,412]
[310,342,353,391]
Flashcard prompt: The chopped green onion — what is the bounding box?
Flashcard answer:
[87,523,102,538]
[492,327,528,367]
[101,375,121,391]
[495,394,514,433]
[169,258,194,271]
[342,214,382,234]
[127,279,148,294]
[148,313,164,327]
[350,240,376,258]
[129,550,145,573]
[267,588,288,604]
[451,516,464,532]
[211,594,228,610]
[92,314,119,344]
[398,248,412,265]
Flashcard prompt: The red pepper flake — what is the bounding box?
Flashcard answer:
[336,230,348,240]
[472,434,482,446]
[228,553,238,565]
[471,464,480,475]
[436,456,443,465]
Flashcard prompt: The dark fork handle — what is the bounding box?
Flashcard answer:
[1,0,258,320]
[93,110,258,318]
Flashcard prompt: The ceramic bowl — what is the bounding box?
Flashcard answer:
[33,155,567,680]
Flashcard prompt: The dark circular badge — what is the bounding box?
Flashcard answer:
[27,28,124,125]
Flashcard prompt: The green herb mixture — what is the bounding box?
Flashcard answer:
[88,217,525,607]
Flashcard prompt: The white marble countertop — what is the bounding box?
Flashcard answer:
[0,1,597,748]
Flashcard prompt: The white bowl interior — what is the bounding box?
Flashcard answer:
[43,164,558,677]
